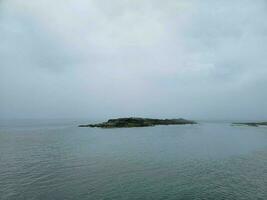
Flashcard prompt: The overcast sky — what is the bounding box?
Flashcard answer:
[0,0,267,120]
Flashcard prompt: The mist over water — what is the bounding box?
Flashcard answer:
[1,120,267,200]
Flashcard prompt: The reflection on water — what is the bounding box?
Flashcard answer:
[0,120,267,200]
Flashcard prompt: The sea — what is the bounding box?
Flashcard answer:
[0,119,267,200]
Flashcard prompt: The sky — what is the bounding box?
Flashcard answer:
[0,0,267,120]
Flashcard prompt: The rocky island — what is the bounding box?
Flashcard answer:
[79,117,197,128]
[232,122,267,127]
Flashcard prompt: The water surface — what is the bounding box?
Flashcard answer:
[0,119,267,200]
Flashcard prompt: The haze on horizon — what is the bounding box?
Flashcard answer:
[0,0,267,121]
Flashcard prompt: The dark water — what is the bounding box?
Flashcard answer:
[0,119,267,200]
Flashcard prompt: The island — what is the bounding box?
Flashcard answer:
[232,122,267,127]
[79,117,197,128]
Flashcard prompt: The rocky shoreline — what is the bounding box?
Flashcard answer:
[79,117,197,128]
[232,122,267,127]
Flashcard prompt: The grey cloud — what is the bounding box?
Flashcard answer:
[0,0,266,120]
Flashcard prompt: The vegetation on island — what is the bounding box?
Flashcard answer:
[79,117,197,128]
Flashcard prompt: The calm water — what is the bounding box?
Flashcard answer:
[0,119,267,200]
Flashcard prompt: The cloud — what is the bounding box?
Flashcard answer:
[0,0,266,120]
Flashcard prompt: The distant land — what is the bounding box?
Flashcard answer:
[79,117,197,128]
[232,122,267,127]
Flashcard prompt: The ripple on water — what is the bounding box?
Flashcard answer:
[0,122,267,200]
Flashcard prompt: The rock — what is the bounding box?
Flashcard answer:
[79,117,197,128]
[232,122,267,127]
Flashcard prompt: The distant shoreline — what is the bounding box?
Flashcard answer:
[232,122,267,127]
